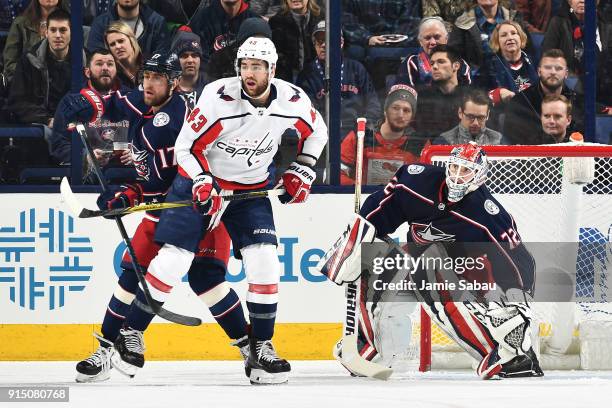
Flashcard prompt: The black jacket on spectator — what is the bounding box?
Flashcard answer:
[502,83,584,145]
[146,0,205,25]
[297,57,382,137]
[8,39,85,124]
[448,6,532,70]
[189,0,258,64]
[414,84,468,141]
[87,1,170,56]
[269,10,322,82]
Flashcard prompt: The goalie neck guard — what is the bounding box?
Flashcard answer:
[445,141,489,202]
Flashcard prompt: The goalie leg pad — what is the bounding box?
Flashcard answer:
[317,214,376,285]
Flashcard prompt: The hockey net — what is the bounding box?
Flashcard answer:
[400,144,612,371]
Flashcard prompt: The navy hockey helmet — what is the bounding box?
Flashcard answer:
[142,52,182,81]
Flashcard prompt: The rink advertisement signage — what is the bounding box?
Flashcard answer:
[0,206,94,311]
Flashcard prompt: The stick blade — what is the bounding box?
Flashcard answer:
[340,334,393,380]
[60,177,86,218]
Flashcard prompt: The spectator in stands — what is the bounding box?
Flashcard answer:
[173,31,206,107]
[189,0,258,64]
[50,48,131,182]
[87,0,170,57]
[422,0,514,30]
[297,20,382,137]
[8,9,82,126]
[515,0,552,33]
[342,0,421,52]
[249,0,283,20]
[503,48,584,144]
[269,0,323,82]
[3,0,67,84]
[448,0,531,71]
[205,16,272,81]
[0,0,30,51]
[396,16,472,88]
[82,0,113,26]
[414,44,468,141]
[340,84,420,185]
[541,0,612,104]
[538,94,572,143]
[481,20,538,106]
[145,0,205,27]
[104,21,143,88]
[433,89,505,145]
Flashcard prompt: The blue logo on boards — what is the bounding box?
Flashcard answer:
[0,209,93,310]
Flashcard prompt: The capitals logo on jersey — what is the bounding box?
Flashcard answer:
[131,145,150,181]
[411,222,455,245]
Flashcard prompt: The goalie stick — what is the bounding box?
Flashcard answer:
[60,178,283,219]
[337,118,393,380]
[65,122,201,326]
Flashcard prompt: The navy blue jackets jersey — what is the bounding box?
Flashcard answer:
[360,164,535,293]
[102,90,190,217]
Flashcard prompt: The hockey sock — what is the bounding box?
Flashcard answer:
[247,301,277,340]
[124,290,157,332]
[208,288,248,339]
[100,295,132,345]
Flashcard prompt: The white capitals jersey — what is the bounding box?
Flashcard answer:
[175,76,328,189]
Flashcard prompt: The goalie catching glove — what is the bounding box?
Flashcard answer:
[276,161,316,204]
[317,213,376,284]
[192,172,222,216]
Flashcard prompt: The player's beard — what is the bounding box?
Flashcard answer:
[144,87,172,107]
[243,78,269,99]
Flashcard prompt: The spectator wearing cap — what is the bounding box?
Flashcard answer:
[205,16,272,81]
[296,20,382,138]
[396,16,472,88]
[173,31,207,107]
[268,0,323,82]
[87,0,170,58]
[433,89,505,145]
[340,84,421,185]
[189,0,258,65]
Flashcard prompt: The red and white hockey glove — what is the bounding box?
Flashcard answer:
[276,161,316,204]
[61,88,104,124]
[192,172,222,215]
[107,184,143,209]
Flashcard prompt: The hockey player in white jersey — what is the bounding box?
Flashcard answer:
[111,37,328,385]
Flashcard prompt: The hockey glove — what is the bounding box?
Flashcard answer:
[192,172,222,216]
[106,184,144,210]
[276,161,316,204]
[60,89,104,124]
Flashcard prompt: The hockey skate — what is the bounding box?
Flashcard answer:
[246,338,291,385]
[477,346,544,380]
[75,335,114,383]
[112,327,145,378]
[230,335,251,377]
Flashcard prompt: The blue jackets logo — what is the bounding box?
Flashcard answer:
[0,209,93,310]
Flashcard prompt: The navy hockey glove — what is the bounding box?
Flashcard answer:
[192,172,222,215]
[61,89,104,124]
[277,161,316,204]
[106,184,144,210]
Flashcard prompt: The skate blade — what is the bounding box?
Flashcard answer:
[75,371,110,383]
[111,353,139,378]
[249,369,288,385]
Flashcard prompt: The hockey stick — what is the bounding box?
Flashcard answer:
[338,118,393,380]
[67,122,201,326]
[61,178,283,219]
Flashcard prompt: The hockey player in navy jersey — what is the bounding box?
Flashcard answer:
[320,142,543,380]
[61,53,250,382]
[82,37,328,385]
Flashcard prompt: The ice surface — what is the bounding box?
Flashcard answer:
[0,361,611,408]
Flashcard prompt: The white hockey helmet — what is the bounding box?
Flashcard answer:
[234,36,278,76]
[445,141,489,202]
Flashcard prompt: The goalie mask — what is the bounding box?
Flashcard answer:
[445,141,489,202]
[235,36,278,99]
